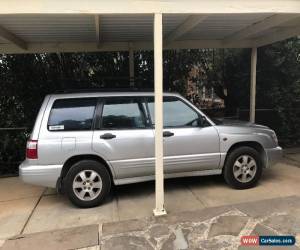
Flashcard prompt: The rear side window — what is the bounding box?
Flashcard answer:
[48,98,97,131]
[100,97,146,129]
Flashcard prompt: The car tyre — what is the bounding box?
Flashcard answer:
[223,146,263,189]
[64,160,111,208]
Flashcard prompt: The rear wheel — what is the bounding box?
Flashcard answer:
[223,146,263,189]
[64,160,111,208]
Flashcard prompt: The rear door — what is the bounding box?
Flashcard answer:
[38,97,97,165]
[146,95,220,174]
[92,96,155,180]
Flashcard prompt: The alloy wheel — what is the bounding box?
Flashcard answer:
[233,155,257,183]
[72,170,103,201]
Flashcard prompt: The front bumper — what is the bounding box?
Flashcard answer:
[266,146,282,168]
[19,160,62,188]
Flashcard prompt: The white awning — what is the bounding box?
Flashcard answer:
[0,0,299,53]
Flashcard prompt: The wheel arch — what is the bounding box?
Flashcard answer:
[224,141,267,169]
[59,154,115,191]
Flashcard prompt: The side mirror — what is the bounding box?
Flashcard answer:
[198,115,207,127]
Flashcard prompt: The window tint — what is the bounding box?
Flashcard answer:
[48,98,97,131]
[101,98,146,129]
[147,96,200,128]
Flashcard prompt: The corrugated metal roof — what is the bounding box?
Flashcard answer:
[0,13,299,49]
[181,14,271,40]
[101,15,153,42]
[0,15,95,43]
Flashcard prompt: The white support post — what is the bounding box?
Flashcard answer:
[153,13,167,216]
[129,44,134,87]
[250,47,257,123]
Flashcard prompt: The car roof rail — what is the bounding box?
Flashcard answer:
[53,88,156,94]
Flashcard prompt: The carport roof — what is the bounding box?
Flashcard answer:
[0,0,300,53]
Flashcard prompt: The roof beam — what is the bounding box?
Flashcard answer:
[95,15,102,47]
[165,15,208,44]
[0,25,27,50]
[253,25,300,47]
[0,40,253,54]
[223,14,300,45]
[1,0,300,14]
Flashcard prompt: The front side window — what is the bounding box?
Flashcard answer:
[147,96,200,128]
[101,97,146,129]
[48,98,97,131]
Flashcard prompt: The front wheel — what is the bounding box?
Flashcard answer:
[64,160,111,208]
[223,146,263,189]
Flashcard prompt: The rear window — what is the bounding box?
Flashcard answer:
[48,98,97,131]
[100,97,147,129]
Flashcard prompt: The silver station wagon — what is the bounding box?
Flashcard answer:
[19,92,282,208]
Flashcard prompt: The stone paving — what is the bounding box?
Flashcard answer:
[98,196,300,250]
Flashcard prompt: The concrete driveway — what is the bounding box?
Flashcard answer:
[1,154,300,246]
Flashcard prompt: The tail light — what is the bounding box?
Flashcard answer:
[26,140,38,159]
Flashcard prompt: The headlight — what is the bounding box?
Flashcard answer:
[271,131,278,145]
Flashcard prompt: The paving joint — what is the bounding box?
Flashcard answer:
[20,188,46,235]
[98,223,103,248]
[282,155,300,167]
[0,195,44,203]
[42,193,58,197]
[114,190,121,221]
[185,183,208,208]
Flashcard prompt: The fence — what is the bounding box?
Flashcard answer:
[1,108,300,176]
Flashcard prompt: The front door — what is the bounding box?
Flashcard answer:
[146,96,220,174]
[92,96,155,180]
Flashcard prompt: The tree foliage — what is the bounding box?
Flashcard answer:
[0,38,299,174]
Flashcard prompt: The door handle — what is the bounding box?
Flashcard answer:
[163,131,174,137]
[100,133,116,140]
